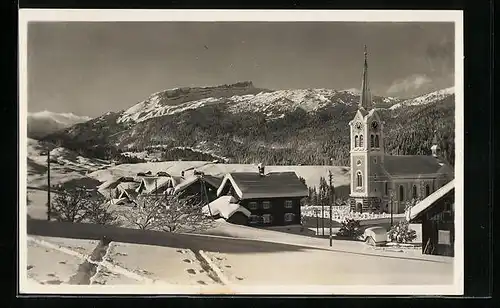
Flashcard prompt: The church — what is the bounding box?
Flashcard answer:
[349,47,454,214]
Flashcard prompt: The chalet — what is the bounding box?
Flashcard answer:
[406,179,455,257]
[135,176,178,196]
[174,174,223,203]
[215,165,309,226]
[202,195,251,225]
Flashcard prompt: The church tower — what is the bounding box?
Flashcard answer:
[349,46,385,213]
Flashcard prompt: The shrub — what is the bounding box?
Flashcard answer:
[388,220,417,243]
[336,218,363,239]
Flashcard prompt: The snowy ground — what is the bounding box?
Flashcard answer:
[204,248,453,286]
[26,138,110,189]
[26,235,218,286]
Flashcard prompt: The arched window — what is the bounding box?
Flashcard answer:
[375,135,380,148]
[399,185,405,202]
[359,135,364,147]
[412,185,417,199]
[356,171,363,187]
[425,184,430,197]
[370,134,375,148]
[354,135,359,148]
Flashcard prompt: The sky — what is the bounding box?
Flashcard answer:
[27,22,455,117]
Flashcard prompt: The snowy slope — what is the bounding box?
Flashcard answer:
[389,87,454,110]
[28,110,91,138]
[117,84,401,124]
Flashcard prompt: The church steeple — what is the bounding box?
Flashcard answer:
[359,45,372,110]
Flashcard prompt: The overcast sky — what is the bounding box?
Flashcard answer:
[27,22,454,117]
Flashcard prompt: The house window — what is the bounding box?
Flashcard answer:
[412,185,418,199]
[262,214,273,224]
[284,213,295,222]
[284,200,293,209]
[385,182,389,195]
[262,201,272,210]
[359,135,364,147]
[425,184,431,197]
[375,135,380,148]
[399,185,405,202]
[370,134,375,148]
[354,135,359,147]
[248,201,258,210]
[356,171,363,187]
[248,215,261,224]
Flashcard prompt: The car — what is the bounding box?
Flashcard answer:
[363,226,388,246]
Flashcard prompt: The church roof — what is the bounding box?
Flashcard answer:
[383,155,450,177]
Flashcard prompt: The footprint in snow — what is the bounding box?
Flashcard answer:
[186,269,196,275]
[225,265,231,268]
[197,280,207,285]
[183,259,192,263]
[27,265,34,270]
[59,261,66,264]
[236,277,244,281]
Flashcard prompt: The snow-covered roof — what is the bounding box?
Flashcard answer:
[202,196,251,219]
[216,172,309,200]
[173,175,201,194]
[406,179,455,221]
[136,176,172,194]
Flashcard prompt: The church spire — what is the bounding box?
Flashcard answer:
[359,45,372,110]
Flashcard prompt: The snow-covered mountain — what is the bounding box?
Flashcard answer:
[28,110,92,139]
[117,82,401,124]
[389,87,455,110]
[43,82,455,167]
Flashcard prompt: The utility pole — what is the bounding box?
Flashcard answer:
[328,170,334,247]
[389,188,394,227]
[321,177,325,236]
[315,209,319,235]
[155,178,158,200]
[46,148,51,221]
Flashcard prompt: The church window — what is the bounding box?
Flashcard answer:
[360,135,364,147]
[399,185,405,202]
[355,135,359,147]
[375,135,380,148]
[425,184,431,197]
[356,171,363,187]
[370,134,375,148]
[412,185,418,199]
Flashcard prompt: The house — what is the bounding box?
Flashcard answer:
[215,166,309,226]
[348,46,454,214]
[135,176,178,196]
[406,179,455,257]
[202,195,251,225]
[173,174,223,203]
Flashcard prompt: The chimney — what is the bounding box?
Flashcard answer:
[257,163,265,176]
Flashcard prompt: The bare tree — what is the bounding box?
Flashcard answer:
[51,187,90,223]
[116,194,214,233]
[83,194,119,225]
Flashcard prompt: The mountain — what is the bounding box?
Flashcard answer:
[28,110,92,139]
[389,87,455,110]
[43,82,455,167]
